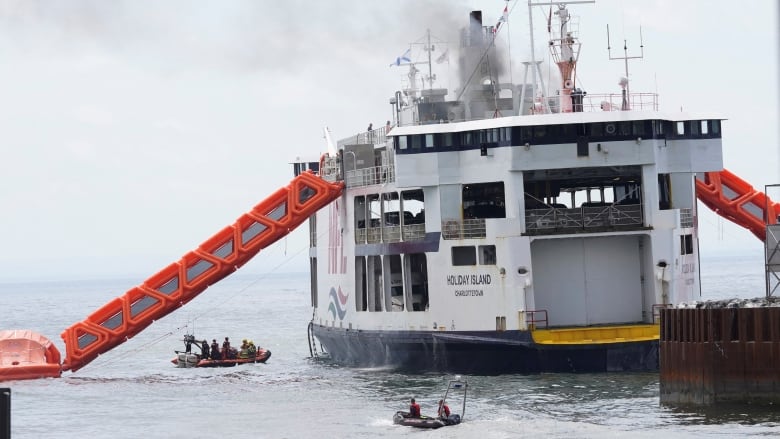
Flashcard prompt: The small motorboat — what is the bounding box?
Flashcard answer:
[171,335,271,368]
[393,378,467,429]
[392,412,461,429]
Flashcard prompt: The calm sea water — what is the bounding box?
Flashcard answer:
[2,251,778,438]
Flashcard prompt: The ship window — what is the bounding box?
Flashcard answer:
[385,255,404,312]
[367,255,383,311]
[405,253,428,311]
[534,125,547,139]
[590,123,603,136]
[688,120,699,136]
[502,127,511,142]
[659,174,671,210]
[479,245,496,265]
[355,256,367,312]
[463,182,506,219]
[559,124,575,141]
[618,122,631,136]
[425,134,435,148]
[700,120,708,135]
[411,135,423,149]
[452,246,477,266]
[633,121,646,137]
[461,131,474,146]
[680,234,694,255]
[604,123,617,136]
[443,132,456,147]
[675,121,685,135]
[397,136,408,150]
[710,120,720,134]
[652,120,666,136]
[521,126,533,143]
[401,189,425,225]
[354,196,366,231]
[367,194,381,229]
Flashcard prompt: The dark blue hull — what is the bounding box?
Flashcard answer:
[312,325,658,374]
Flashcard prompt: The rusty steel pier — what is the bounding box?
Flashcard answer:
[659,302,780,405]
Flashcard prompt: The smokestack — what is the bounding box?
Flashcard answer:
[469,11,482,34]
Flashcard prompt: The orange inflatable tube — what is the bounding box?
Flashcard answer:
[60,171,343,372]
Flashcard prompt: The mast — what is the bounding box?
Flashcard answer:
[527,1,593,114]
[607,24,645,110]
[424,29,434,90]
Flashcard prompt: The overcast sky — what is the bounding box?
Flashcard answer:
[0,0,777,282]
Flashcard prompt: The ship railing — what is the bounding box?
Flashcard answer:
[441,219,487,240]
[355,228,367,243]
[366,227,382,243]
[679,208,694,228]
[652,303,672,324]
[382,225,401,242]
[521,309,549,330]
[336,125,390,149]
[525,204,643,234]
[546,91,659,113]
[345,164,395,188]
[403,224,426,241]
[359,223,426,244]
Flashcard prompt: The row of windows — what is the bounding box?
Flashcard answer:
[395,119,722,153]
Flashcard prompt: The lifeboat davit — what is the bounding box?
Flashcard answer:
[0,330,62,381]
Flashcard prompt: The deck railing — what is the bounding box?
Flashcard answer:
[441,219,487,240]
[525,204,643,234]
[344,165,395,188]
[357,224,426,244]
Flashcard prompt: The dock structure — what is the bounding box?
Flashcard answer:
[659,300,780,405]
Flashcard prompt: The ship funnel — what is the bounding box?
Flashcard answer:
[469,11,483,32]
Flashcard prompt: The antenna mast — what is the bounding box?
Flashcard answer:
[606,24,644,110]
[423,29,437,90]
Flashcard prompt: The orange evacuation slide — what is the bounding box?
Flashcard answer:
[59,171,343,372]
[696,169,780,242]
[0,330,62,380]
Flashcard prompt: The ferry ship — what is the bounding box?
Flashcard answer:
[9,2,780,383]
[300,2,725,373]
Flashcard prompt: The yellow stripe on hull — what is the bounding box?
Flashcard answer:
[531,324,660,345]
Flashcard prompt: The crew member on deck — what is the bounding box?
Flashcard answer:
[201,340,210,359]
[409,398,421,418]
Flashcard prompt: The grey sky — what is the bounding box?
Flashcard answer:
[0,0,777,281]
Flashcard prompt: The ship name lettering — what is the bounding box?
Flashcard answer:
[446,274,492,286]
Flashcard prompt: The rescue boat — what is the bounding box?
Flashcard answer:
[0,330,62,380]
